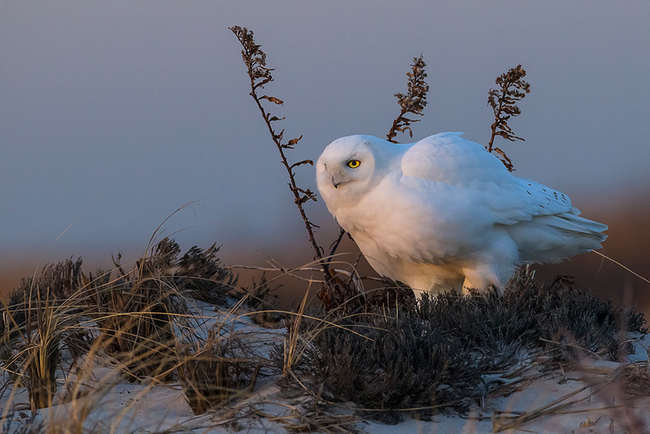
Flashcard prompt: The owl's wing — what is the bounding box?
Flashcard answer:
[399,132,575,226]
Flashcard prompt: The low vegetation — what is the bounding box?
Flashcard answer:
[0,239,647,431]
[275,268,645,423]
[0,239,261,431]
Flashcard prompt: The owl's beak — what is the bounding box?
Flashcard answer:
[330,171,347,189]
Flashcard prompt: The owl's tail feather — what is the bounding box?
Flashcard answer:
[549,212,608,243]
[506,212,607,264]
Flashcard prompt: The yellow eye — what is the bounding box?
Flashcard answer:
[346,159,361,168]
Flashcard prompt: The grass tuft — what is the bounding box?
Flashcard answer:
[241,273,284,327]
[177,327,262,415]
[177,243,237,305]
[1,257,89,411]
[90,238,192,381]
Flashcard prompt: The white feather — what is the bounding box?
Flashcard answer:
[316,133,607,298]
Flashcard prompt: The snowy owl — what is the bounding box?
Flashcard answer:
[316,133,607,298]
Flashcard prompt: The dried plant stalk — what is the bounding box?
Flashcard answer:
[386,55,429,143]
[486,64,531,171]
[229,26,356,309]
[229,26,321,255]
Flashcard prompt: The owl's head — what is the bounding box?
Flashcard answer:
[316,135,403,211]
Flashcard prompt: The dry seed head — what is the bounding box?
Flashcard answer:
[486,64,531,171]
[387,55,429,143]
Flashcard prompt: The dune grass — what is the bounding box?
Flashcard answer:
[0,238,263,432]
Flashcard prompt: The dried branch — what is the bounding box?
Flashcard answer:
[230,26,321,257]
[227,264,385,284]
[486,64,531,171]
[386,55,429,143]
[230,26,362,310]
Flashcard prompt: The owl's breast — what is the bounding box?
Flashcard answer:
[333,177,489,265]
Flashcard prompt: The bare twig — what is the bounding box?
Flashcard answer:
[327,226,348,263]
[486,64,530,171]
[386,55,429,143]
[227,264,385,283]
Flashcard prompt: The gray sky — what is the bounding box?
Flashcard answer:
[1,1,649,268]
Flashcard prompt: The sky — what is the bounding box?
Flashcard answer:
[1,1,649,272]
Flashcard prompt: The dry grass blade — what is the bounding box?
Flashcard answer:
[0,258,91,412]
[90,240,189,382]
[240,273,284,327]
[492,383,593,432]
[590,249,650,285]
[280,412,360,433]
[491,361,635,432]
[282,288,309,379]
[85,237,234,383]
[623,361,650,395]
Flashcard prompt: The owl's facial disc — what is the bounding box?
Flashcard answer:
[317,136,381,206]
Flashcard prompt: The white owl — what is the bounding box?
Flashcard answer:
[316,133,607,298]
